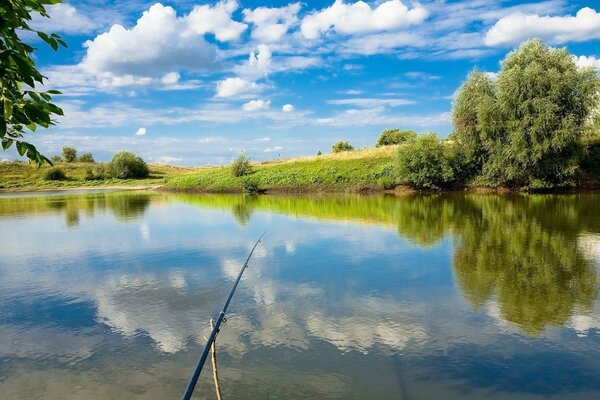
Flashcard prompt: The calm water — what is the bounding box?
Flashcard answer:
[1,191,600,399]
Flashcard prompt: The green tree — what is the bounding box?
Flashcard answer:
[109,151,149,179]
[61,146,76,162]
[331,141,354,153]
[396,133,455,189]
[231,152,252,177]
[376,129,417,147]
[78,152,95,163]
[1,0,67,164]
[452,40,600,189]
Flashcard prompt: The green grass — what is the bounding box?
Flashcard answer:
[0,161,195,191]
[167,146,399,193]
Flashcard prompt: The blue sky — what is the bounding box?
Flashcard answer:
[13,0,600,165]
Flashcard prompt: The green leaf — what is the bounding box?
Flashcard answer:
[16,141,27,156]
[3,100,13,119]
[2,138,13,150]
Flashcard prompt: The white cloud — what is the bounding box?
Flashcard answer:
[235,44,272,79]
[243,3,301,42]
[30,3,98,34]
[282,104,295,112]
[255,136,271,142]
[135,127,146,136]
[216,77,263,97]
[328,98,415,107]
[573,55,600,73]
[187,0,247,42]
[242,99,271,112]
[484,7,600,47]
[301,0,428,39]
[160,72,180,85]
[80,3,217,82]
[264,146,283,152]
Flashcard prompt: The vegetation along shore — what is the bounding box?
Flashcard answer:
[2,40,599,194]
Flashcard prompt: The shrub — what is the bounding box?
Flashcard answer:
[241,177,259,193]
[332,141,354,153]
[78,152,95,163]
[376,129,417,147]
[316,150,322,156]
[396,133,455,189]
[231,152,252,177]
[62,146,77,163]
[582,140,600,179]
[109,151,149,179]
[50,155,62,163]
[44,167,66,181]
[84,164,109,181]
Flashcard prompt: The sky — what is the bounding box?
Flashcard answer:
[11,0,600,165]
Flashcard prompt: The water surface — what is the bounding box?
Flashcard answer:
[1,191,600,399]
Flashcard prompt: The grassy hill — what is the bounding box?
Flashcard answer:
[166,146,399,193]
[0,161,194,192]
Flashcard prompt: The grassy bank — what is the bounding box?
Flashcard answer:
[0,161,195,192]
[166,146,399,193]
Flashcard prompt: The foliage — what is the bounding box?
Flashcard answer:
[581,140,600,179]
[109,151,149,179]
[395,134,455,189]
[231,152,252,177]
[452,40,600,189]
[376,129,417,147]
[50,155,62,163]
[316,150,322,156]
[1,0,67,164]
[61,146,77,163]
[241,177,260,193]
[331,141,354,153]
[84,164,109,181]
[43,167,65,180]
[78,152,94,163]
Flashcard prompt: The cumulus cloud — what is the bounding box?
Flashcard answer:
[243,3,301,42]
[30,3,98,34]
[81,3,217,80]
[242,99,271,112]
[186,0,247,42]
[301,0,428,39]
[484,7,600,47]
[135,127,146,136]
[234,44,272,79]
[216,77,263,97]
[573,55,600,72]
[282,104,295,112]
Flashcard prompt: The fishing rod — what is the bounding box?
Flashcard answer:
[182,230,267,400]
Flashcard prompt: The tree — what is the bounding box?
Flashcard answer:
[452,39,600,189]
[78,152,95,163]
[332,141,354,153]
[1,0,67,164]
[231,152,252,177]
[61,146,77,162]
[376,129,417,146]
[109,151,149,179]
[395,133,455,189]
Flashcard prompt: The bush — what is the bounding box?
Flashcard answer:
[396,134,455,189]
[84,164,109,181]
[62,146,77,163]
[78,152,95,163]
[50,155,62,163]
[316,150,322,156]
[44,167,66,181]
[582,141,600,179]
[241,177,259,193]
[109,151,149,179]
[332,141,354,153]
[376,129,417,147]
[231,152,252,177]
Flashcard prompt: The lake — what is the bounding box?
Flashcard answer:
[1,190,600,399]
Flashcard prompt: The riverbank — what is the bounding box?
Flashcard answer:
[166,146,399,193]
[0,161,195,192]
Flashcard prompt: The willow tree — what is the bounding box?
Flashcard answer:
[453,39,600,189]
[1,0,66,164]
